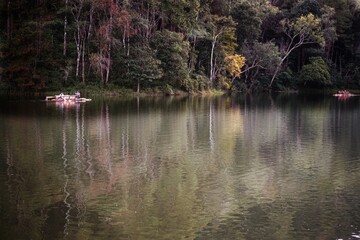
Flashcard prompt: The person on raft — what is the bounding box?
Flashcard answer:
[75,91,81,99]
[57,92,64,100]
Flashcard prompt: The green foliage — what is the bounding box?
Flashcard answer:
[240,41,281,88]
[199,15,237,84]
[189,72,212,92]
[151,30,190,89]
[324,0,354,52]
[2,0,65,90]
[231,2,262,47]
[275,68,297,90]
[0,0,360,92]
[321,5,337,50]
[207,15,237,55]
[300,57,331,86]
[161,0,200,34]
[242,41,281,73]
[126,40,163,91]
[291,0,322,17]
[292,13,325,46]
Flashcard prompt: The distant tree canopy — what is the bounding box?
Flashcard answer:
[1,0,360,92]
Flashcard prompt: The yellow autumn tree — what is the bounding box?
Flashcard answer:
[224,54,246,84]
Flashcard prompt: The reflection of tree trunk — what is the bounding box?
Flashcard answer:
[5,132,14,186]
[72,105,91,221]
[122,116,130,159]
[5,132,26,226]
[35,121,43,164]
[105,104,114,190]
[75,103,82,172]
[98,103,114,190]
[82,105,94,179]
[62,119,71,238]
[209,101,215,153]
[106,104,112,172]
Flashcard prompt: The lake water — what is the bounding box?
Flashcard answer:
[1,94,360,240]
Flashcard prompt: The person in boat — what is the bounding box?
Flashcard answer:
[75,91,81,99]
[338,90,347,95]
[57,92,64,100]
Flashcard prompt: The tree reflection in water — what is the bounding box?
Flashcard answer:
[1,95,360,239]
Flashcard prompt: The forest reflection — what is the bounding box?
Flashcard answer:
[1,95,360,239]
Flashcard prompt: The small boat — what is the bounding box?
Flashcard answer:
[333,90,357,100]
[333,93,355,97]
[45,94,91,102]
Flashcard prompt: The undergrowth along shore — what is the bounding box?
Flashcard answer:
[2,82,359,98]
[1,85,226,98]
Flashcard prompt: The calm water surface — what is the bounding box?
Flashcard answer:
[1,94,360,240]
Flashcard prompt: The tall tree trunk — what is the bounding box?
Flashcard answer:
[63,0,68,56]
[269,37,306,87]
[269,64,282,87]
[228,0,233,15]
[105,50,110,85]
[7,0,12,40]
[122,28,126,51]
[105,10,113,85]
[188,36,197,74]
[210,32,222,82]
[137,79,140,94]
[82,40,85,83]
[127,35,130,56]
[72,0,84,80]
[88,3,93,39]
[210,39,216,82]
[75,31,81,79]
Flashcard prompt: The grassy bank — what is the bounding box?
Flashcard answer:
[1,84,226,99]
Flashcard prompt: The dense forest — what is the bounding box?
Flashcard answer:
[1,0,360,93]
